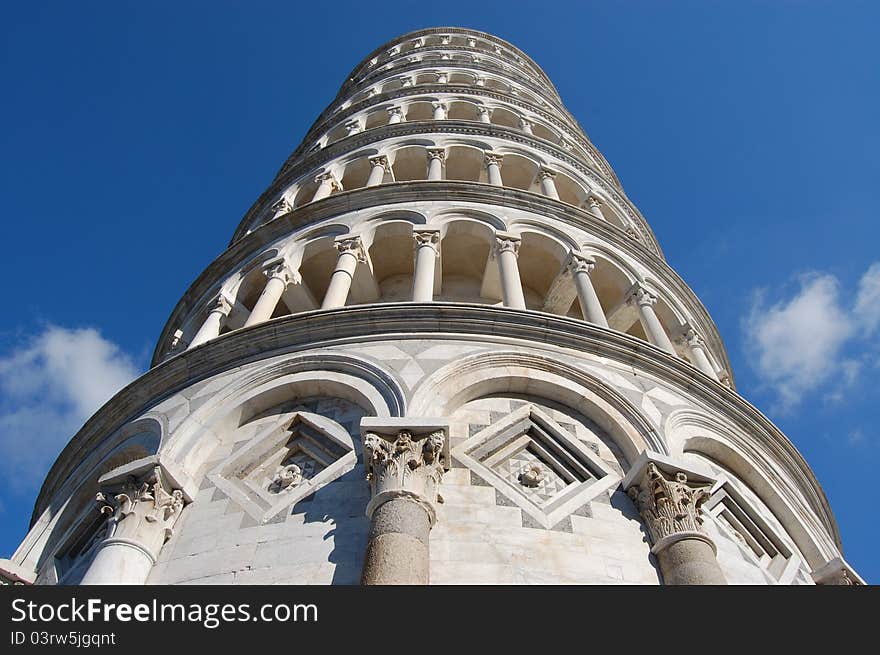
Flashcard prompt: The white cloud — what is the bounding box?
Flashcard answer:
[0,326,140,493]
[854,262,880,335]
[744,262,880,411]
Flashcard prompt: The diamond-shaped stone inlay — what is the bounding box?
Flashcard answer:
[208,412,356,523]
[452,404,620,529]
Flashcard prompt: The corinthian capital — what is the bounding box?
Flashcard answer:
[270,196,293,216]
[210,293,232,316]
[484,151,504,167]
[363,429,446,524]
[627,462,711,549]
[263,262,298,286]
[369,155,391,171]
[493,233,521,257]
[334,235,367,263]
[626,283,658,308]
[566,252,596,276]
[537,166,557,181]
[95,466,186,559]
[426,148,446,162]
[315,172,342,190]
[413,228,441,252]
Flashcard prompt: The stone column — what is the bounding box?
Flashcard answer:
[585,195,604,220]
[270,196,293,218]
[519,117,534,135]
[436,72,448,84]
[475,76,486,87]
[628,284,676,355]
[681,325,718,380]
[627,462,726,585]
[321,236,366,309]
[344,120,361,136]
[494,233,527,310]
[361,430,445,585]
[426,148,445,181]
[387,107,404,124]
[312,172,341,202]
[477,106,493,124]
[81,467,186,585]
[243,263,295,327]
[485,151,504,186]
[412,228,440,301]
[188,293,231,348]
[537,167,560,199]
[366,155,390,187]
[432,102,447,120]
[567,253,608,327]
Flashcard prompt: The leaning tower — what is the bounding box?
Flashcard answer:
[6,27,863,586]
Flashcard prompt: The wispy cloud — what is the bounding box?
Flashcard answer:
[744,262,879,411]
[0,326,141,495]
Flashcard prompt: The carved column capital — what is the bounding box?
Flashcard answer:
[270,196,293,216]
[363,429,446,525]
[586,195,603,210]
[369,155,391,171]
[315,171,342,190]
[484,151,504,167]
[431,101,446,111]
[387,106,404,118]
[344,120,361,134]
[681,324,705,348]
[566,252,596,276]
[812,557,865,585]
[210,293,232,316]
[334,235,367,263]
[413,228,441,254]
[426,148,446,162]
[627,461,713,552]
[477,106,492,117]
[95,466,187,562]
[493,232,521,257]
[537,166,557,181]
[263,262,298,286]
[626,283,658,308]
[519,117,533,130]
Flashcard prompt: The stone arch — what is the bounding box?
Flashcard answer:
[665,409,836,569]
[434,216,497,303]
[445,143,485,182]
[297,225,351,303]
[390,143,432,181]
[514,228,571,310]
[365,220,416,301]
[410,351,664,464]
[167,354,406,476]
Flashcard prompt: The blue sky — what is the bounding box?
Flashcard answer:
[1,2,877,582]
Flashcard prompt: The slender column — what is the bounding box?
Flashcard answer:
[485,151,504,186]
[567,253,608,327]
[426,148,445,181]
[188,294,231,348]
[477,106,493,124]
[628,284,676,354]
[627,463,726,585]
[321,236,366,309]
[344,120,361,136]
[412,229,440,301]
[432,102,447,120]
[519,117,534,135]
[311,172,341,202]
[387,107,404,124]
[400,77,413,88]
[361,430,445,584]
[681,325,718,380]
[475,76,486,87]
[537,167,560,199]
[81,467,186,585]
[585,195,604,219]
[436,72,448,84]
[243,263,295,327]
[494,233,527,310]
[366,155,390,187]
[467,37,477,47]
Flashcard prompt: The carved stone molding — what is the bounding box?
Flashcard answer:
[413,228,441,254]
[334,235,368,263]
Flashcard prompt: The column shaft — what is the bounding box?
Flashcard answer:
[361,497,430,584]
[631,286,676,354]
[496,237,526,310]
[188,296,230,348]
[243,267,292,327]
[485,153,504,186]
[539,169,559,199]
[322,237,365,309]
[366,157,388,186]
[412,230,439,301]
[569,255,608,327]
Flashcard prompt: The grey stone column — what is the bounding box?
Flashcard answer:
[426,148,445,181]
[568,252,609,327]
[188,293,231,349]
[412,228,440,301]
[494,232,527,310]
[321,235,366,309]
[366,155,390,187]
[243,263,295,327]
[485,152,504,186]
[81,466,187,585]
[626,460,726,585]
[361,428,446,585]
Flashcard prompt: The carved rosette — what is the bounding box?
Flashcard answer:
[95,467,186,561]
[363,430,445,524]
[628,463,712,550]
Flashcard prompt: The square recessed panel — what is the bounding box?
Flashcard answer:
[208,412,356,524]
[452,404,620,529]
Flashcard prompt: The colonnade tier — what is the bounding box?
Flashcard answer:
[156,182,731,379]
[343,28,560,103]
[280,83,617,186]
[163,212,728,384]
[234,124,655,250]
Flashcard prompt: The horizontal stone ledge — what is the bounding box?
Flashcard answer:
[45,303,811,529]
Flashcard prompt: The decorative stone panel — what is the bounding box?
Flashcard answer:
[452,404,620,529]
